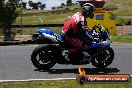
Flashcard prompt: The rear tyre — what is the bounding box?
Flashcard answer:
[91,47,114,68]
[31,45,56,70]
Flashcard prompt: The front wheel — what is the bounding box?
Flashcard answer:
[31,45,57,70]
[91,47,114,68]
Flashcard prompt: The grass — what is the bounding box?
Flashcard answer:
[104,0,132,16]
[14,4,79,25]
[13,0,132,25]
[0,80,131,88]
[111,35,132,43]
[15,12,74,25]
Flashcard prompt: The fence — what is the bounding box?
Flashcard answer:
[116,25,132,35]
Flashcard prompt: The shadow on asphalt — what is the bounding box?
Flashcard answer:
[35,68,120,74]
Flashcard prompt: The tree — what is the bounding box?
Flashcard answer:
[28,1,33,7]
[52,6,56,10]
[28,1,39,10]
[21,2,27,9]
[0,0,19,41]
[9,0,20,7]
[32,3,38,10]
[61,3,65,7]
[67,0,72,6]
[40,4,46,10]
[37,2,41,7]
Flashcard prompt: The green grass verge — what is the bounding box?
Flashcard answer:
[0,79,131,88]
[111,35,132,43]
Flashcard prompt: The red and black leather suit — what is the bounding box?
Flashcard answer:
[62,12,93,54]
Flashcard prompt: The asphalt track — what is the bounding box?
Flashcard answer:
[0,44,132,81]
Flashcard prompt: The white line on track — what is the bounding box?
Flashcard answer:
[0,78,76,83]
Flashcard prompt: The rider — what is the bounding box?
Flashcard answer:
[61,3,95,55]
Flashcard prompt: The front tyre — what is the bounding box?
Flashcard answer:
[31,45,56,70]
[91,47,114,68]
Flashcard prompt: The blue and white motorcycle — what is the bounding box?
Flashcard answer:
[31,25,114,70]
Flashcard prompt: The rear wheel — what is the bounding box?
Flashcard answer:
[91,47,114,68]
[31,45,56,70]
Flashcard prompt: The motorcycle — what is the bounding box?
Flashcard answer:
[31,25,114,70]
